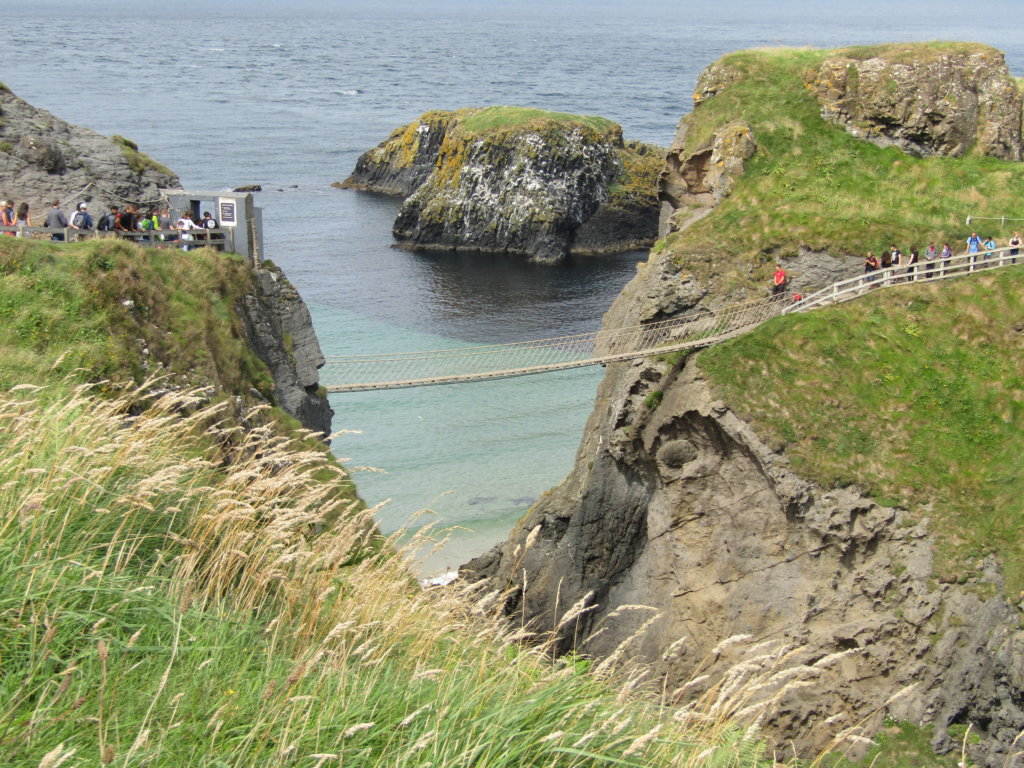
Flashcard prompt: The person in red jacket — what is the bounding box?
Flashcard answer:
[772,265,788,297]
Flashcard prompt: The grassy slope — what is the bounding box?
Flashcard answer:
[0,384,772,768]
[0,237,273,396]
[659,44,1024,295]
[700,269,1024,591]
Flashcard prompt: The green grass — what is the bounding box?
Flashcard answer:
[834,41,992,63]
[0,384,777,768]
[111,134,175,177]
[699,268,1024,593]
[822,720,968,768]
[455,106,620,138]
[0,237,272,397]
[665,45,1024,296]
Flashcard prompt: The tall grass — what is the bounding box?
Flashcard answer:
[0,382,782,767]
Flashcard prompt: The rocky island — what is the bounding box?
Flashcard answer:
[340,106,663,263]
[465,43,1024,767]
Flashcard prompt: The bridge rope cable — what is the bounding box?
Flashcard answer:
[323,246,1023,391]
[322,293,787,391]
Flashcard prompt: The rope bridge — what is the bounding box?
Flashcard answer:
[322,294,788,392]
[322,244,1023,392]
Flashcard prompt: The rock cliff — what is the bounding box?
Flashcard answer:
[807,44,1022,160]
[0,81,179,213]
[464,44,1024,767]
[341,107,662,263]
[242,263,333,437]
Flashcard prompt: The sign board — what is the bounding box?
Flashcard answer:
[218,198,238,227]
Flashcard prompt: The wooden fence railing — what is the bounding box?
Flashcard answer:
[0,225,236,253]
[788,246,1021,313]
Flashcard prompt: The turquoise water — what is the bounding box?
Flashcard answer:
[314,302,608,574]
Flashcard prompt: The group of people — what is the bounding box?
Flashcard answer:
[1,198,222,251]
[864,232,1020,279]
[770,231,1021,298]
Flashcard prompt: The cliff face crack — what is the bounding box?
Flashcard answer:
[671,543,830,598]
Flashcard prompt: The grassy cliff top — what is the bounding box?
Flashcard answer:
[0,263,774,768]
[454,105,621,138]
[830,40,997,63]
[699,267,1024,593]
[659,43,1024,295]
[0,236,271,395]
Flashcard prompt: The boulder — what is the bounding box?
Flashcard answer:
[807,44,1023,160]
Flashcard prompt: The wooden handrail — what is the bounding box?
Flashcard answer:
[0,225,236,253]
[788,246,1021,313]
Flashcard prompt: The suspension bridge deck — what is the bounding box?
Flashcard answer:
[321,247,1020,392]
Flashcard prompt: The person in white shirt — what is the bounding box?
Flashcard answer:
[176,210,200,250]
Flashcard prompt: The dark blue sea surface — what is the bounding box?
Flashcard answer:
[3,0,1022,573]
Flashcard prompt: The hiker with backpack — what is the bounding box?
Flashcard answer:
[70,203,93,239]
[98,206,119,233]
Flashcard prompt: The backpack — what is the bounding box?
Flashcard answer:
[205,218,218,229]
[98,213,115,231]
[72,211,87,229]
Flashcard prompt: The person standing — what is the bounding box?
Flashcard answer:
[1,200,15,236]
[115,204,139,235]
[14,202,31,236]
[98,205,119,232]
[889,245,902,284]
[940,243,953,276]
[924,242,937,278]
[982,235,997,266]
[966,231,982,268]
[176,210,199,250]
[202,210,221,251]
[906,247,919,282]
[772,265,788,298]
[44,201,68,241]
[70,203,93,239]
[1009,232,1020,265]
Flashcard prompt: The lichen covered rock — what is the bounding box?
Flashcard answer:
[807,43,1023,160]
[0,82,179,212]
[342,107,663,263]
[339,110,454,196]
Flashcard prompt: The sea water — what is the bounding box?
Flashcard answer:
[2,0,1022,574]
